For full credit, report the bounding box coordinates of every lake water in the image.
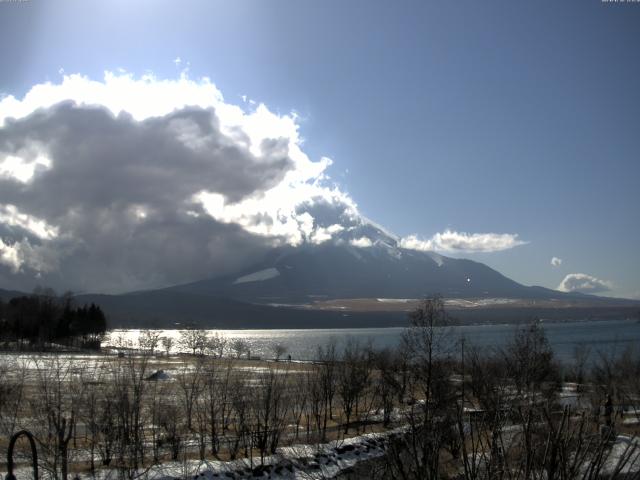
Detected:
[108,318,640,364]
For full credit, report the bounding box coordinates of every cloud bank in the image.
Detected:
[399,230,527,253]
[0,72,526,293]
[0,72,353,292]
[557,273,612,294]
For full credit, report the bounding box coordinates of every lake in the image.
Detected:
[108,318,640,364]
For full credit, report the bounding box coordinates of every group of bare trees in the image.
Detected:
[0,331,405,478]
[1,300,640,479]
[374,298,640,480]
[0,349,368,478]
[133,330,256,360]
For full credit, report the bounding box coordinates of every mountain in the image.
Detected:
[3,223,638,328]
[171,222,573,303]
[89,221,633,327]
[0,288,25,302]
[173,244,550,302]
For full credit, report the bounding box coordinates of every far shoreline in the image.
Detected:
[108,314,640,331]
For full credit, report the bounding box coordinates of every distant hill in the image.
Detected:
[0,288,28,302]
[74,290,409,329]
[74,289,638,329]
[3,286,637,329]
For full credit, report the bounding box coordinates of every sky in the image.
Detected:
[0,0,638,298]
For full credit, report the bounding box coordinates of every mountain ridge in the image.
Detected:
[168,241,583,304]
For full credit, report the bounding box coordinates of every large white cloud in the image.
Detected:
[0,72,354,292]
[557,273,613,294]
[0,71,526,292]
[350,236,373,248]
[0,238,20,272]
[399,230,527,253]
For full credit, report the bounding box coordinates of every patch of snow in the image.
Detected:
[373,239,402,260]
[71,429,401,480]
[233,267,280,285]
[360,215,400,243]
[346,246,364,261]
[428,252,445,267]
[376,298,416,303]
[444,298,519,308]
[601,435,640,475]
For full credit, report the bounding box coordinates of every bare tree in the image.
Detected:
[110,350,151,477]
[506,321,559,402]
[147,364,170,464]
[79,359,110,476]
[337,339,372,434]
[202,359,234,456]
[373,347,402,427]
[193,378,209,460]
[271,343,287,361]
[461,346,514,479]
[207,332,227,358]
[95,382,117,468]
[228,372,251,460]
[179,329,209,356]
[250,367,290,463]
[593,344,640,427]
[157,398,183,461]
[175,355,204,431]
[569,343,591,389]
[31,357,85,480]
[290,370,309,439]
[382,297,457,480]
[231,338,250,359]
[0,359,26,437]
[138,329,161,355]
[317,340,338,438]
[305,367,326,442]
[161,335,174,356]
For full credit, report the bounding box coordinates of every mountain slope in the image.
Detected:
[0,288,25,302]
[171,226,568,303]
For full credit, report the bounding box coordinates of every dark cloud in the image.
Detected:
[0,102,292,210]
[0,101,297,292]
[295,197,360,230]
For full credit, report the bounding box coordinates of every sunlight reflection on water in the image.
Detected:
[108,319,640,363]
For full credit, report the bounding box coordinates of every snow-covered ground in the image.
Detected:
[600,435,640,476]
[233,268,281,285]
[376,298,415,303]
[8,430,396,480]
[444,298,519,308]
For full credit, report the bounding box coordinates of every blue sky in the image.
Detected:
[0,0,638,297]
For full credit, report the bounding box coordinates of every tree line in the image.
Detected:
[0,288,107,350]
